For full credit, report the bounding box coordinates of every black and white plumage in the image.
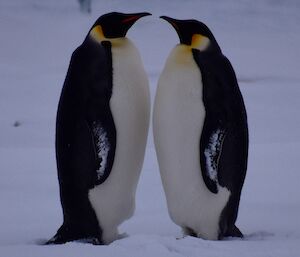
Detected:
[153,16,248,240]
[47,12,151,245]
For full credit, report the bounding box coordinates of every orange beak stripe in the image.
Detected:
[122,15,140,24]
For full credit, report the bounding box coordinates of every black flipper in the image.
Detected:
[90,119,116,186]
[51,119,105,244]
[193,49,248,239]
[200,122,226,194]
[49,39,116,244]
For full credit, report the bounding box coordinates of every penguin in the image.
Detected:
[153,16,248,240]
[47,12,151,245]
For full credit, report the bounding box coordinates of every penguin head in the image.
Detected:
[89,12,151,41]
[160,16,221,52]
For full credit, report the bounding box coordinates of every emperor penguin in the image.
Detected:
[47,12,151,245]
[153,16,248,240]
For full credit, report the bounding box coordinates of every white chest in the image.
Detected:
[89,38,150,244]
[153,45,230,240]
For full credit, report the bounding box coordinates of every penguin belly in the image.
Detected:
[89,38,150,244]
[153,45,230,240]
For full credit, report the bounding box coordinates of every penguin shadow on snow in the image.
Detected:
[243,231,275,241]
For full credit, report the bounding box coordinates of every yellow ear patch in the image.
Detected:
[191,34,210,50]
[90,25,105,42]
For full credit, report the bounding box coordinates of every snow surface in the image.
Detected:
[0,0,300,256]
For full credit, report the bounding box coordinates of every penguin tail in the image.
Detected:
[45,224,103,245]
[45,225,72,245]
[45,234,67,245]
[225,225,243,238]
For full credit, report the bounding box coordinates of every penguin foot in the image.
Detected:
[183,227,197,237]
[75,237,103,245]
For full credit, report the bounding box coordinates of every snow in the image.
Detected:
[1,0,300,256]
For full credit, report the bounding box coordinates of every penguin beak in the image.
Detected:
[160,16,190,45]
[160,16,181,31]
[122,12,152,24]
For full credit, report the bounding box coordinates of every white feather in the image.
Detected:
[204,129,225,182]
[153,45,230,240]
[92,124,110,180]
[89,38,150,244]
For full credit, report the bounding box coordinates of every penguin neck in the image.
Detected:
[166,44,195,68]
[89,25,129,47]
[109,37,130,48]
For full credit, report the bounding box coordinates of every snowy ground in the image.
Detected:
[1,0,300,256]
